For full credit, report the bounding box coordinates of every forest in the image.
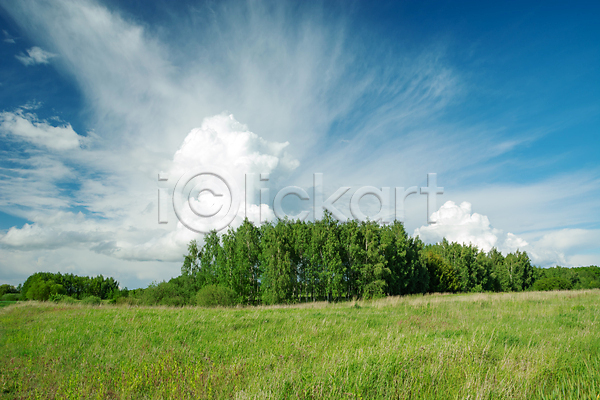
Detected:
[2,215,598,306]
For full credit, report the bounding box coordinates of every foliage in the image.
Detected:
[195,284,239,307]
[532,277,573,291]
[81,295,102,305]
[0,284,18,298]
[532,265,600,291]
[181,215,539,305]
[12,219,599,308]
[20,272,121,301]
[1,293,21,301]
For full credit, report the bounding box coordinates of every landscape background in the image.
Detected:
[0,0,599,290]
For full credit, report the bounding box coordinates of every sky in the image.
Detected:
[0,0,598,289]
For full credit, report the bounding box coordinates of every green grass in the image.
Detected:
[1,290,599,399]
[0,301,17,308]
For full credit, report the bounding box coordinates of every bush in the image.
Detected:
[58,295,78,304]
[1,293,21,301]
[159,296,186,307]
[532,277,573,291]
[81,295,102,305]
[49,293,63,303]
[116,296,140,306]
[49,294,79,304]
[196,285,239,307]
[362,280,386,300]
[26,279,66,301]
[0,284,18,297]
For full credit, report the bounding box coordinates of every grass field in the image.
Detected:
[1,290,599,399]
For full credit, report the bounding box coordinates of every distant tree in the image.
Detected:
[26,277,65,301]
[0,284,18,298]
[339,219,363,300]
[181,240,201,279]
[230,218,261,303]
[488,248,506,291]
[260,220,298,304]
[424,251,459,293]
[199,230,222,286]
[359,221,390,299]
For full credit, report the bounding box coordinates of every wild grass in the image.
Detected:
[1,290,599,399]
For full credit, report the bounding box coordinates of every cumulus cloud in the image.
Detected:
[1,0,598,289]
[15,46,56,65]
[0,113,298,265]
[414,201,600,267]
[414,201,501,252]
[169,114,298,182]
[0,110,83,150]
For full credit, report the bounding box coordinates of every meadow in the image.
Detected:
[1,290,599,399]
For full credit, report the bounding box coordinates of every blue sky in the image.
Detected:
[0,0,598,289]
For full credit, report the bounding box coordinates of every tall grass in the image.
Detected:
[1,290,599,399]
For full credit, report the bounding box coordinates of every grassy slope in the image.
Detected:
[1,290,599,400]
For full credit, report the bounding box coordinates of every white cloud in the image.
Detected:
[0,113,297,267]
[446,173,600,234]
[414,201,600,267]
[0,0,597,289]
[169,114,298,183]
[0,246,180,288]
[503,232,529,252]
[535,229,600,252]
[15,46,56,65]
[414,201,501,252]
[0,110,83,150]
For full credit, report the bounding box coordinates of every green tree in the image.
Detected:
[359,221,390,299]
[200,230,222,286]
[260,220,298,304]
[230,219,261,303]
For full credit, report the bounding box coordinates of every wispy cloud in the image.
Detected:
[0,109,83,150]
[15,46,56,65]
[2,29,15,43]
[0,0,597,288]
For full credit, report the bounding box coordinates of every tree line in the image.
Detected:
[137,215,599,306]
[177,216,536,305]
[2,216,599,306]
[16,272,120,302]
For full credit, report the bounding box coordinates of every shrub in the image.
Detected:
[0,284,18,297]
[116,296,140,306]
[49,294,79,304]
[81,295,102,305]
[59,296,78,304]
[1,293,20,301]
[159,296,186,307]
[49,293,64,303]
[196,285,239,307]
[362,280,386,300]
[532,277,573,291]
[26,279,66,301]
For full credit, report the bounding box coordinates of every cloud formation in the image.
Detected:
[0,0,598,288]
[414,200,600,267]
[15,46,56,65]
[2,29,15,44]
[0,114,296,266]
[414,201,501,252]
[0,110,83,150]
